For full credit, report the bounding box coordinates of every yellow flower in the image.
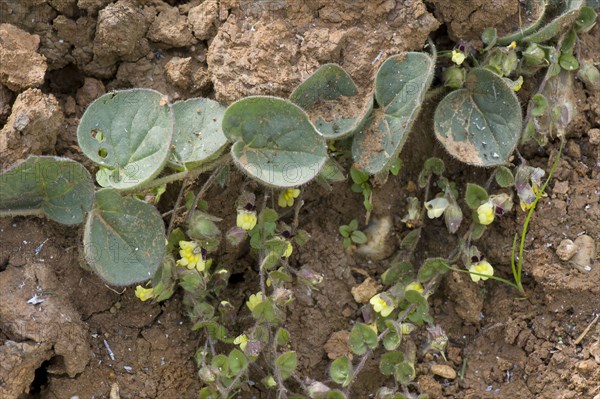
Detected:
[468,260,494,282]
[278,188,301,208]
[425,197,449,219]
[246,292,266,311]
[520,183,546,211]
[135,285,154,301]
[176,240,206,271]
[405,281,424,294]
[234,334,249,351]
[451,50,466,65]
[507,41,517,49]
[369,293,395,317]
[237,209,257,231]
[282,241,293,258]
[477,201,495,225]
[513,76,524,92]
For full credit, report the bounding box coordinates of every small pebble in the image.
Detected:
[572,235,596,272]
[556,239,578,261]
[588,128,600,145]
[431,364,457,380]
[576,359,595,373]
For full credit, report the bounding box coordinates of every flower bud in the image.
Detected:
[297,266,323,286]
[578,61,600,91]
[523,43,546,66]
[272,287,293,306]
[226,226,247,246]
[444,66,465,89]
[198,366,217,383]
[307,381,331,399]
[444,202,463,233]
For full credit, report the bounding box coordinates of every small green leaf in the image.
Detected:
[83,189,165,286]
[383,326,402,351]
[326,391,347,399]
[381,261,414,286]
[275,351,298,380]
[228,349,248,375]
[575,6,597,32]
[211,354,229,376]
[559,52,580,71]
[379,351,404,376]
[0,156,94,225]
[495,166,514,187]
[471,223,487,240]
[169,97,227,170]
[481,27,497,51]
[417,258,449,282]
[434,68,522,167]
[252,300,276,323]
[400,228,421,252]
[531,94,548,117]
[290,64,373,140]
[350,230,368,244]
[388,158,403,176]
[338,225,351,238]
[77,89,174,189]
[222,96,327,188]
[395,362,416,384]
[465,183,489,209]
[349,323,378,355]
[348,219,359,231]
[424,157,445,175]
[275,328,291,347]
[199,387,218,399]
[350,167,369,185]
[329,356,353,386]
[352,53,435,174]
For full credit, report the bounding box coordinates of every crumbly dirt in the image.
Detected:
[1,1,599,399]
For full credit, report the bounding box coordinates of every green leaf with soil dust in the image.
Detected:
[523,0,584,43]
[77,89,174,189]
[290,63,373,140]
[222,96,328,188]
[83,189,165,286]
[0,156,94,225]
[434,68,522,167]
[169,97,228,170]
[352,52,435,174]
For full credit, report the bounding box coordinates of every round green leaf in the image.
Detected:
[434,68,522,167]
[465,183,489,209]
[495,166,515,187]
[379,351,404,376]
[222,96,327,188]
[77,89,174,189]
[353,53,435,174]
[169,97,228,170]
[0,156,94,225]
[329,356,352,386]
[349,323,378,355]
[83,189,166,286]
[290,64,373,140]
[275,351,298,380]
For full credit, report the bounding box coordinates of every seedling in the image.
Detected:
[338,219,368,249]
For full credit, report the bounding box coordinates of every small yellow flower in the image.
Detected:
[246,292,266,312]
[468,260,494,282]
[451,50,466,65]
[282,241,293,258]
[135,285,154,301]
[278,188,301,208]
[425,197,449,219]
[234,334,249,351]
[477,201,495,225]
[405,281,424,294]
[176,240,206,271]
[507,41,517,49]
[369,293,395,317]
[520,183,547,211]
[237,209,257,231]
